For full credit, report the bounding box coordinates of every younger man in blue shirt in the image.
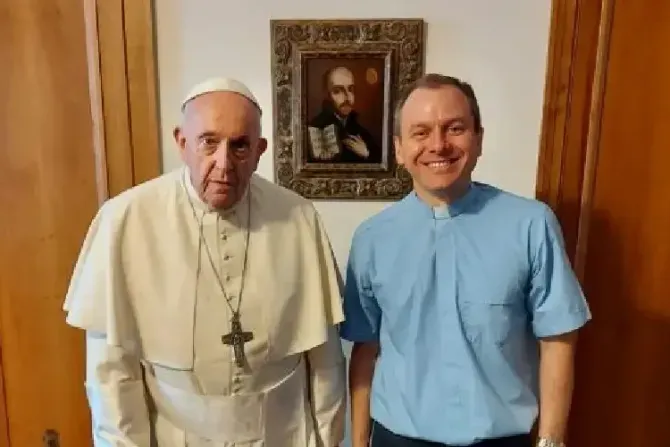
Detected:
[340,74,591,447]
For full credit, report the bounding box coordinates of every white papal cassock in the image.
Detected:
[63,167,346,446]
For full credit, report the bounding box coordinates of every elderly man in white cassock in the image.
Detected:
[63,77,347,446]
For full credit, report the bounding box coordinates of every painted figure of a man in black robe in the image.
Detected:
[307,66,382,164]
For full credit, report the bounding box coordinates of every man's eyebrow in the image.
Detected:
[195,132,252,143]
[409,122,431,131]
[409,117,468,130]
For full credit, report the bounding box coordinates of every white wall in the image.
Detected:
[155,0,551,271]
[154,1,551,441]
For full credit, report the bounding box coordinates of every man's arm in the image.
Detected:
[528,206,592,446]
[339,228,382,447]
[537,331,578,443]
[85,332,151,446]
[306,326,347,447]
[349,341,379,447]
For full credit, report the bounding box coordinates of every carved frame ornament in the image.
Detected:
[270,19,426,200]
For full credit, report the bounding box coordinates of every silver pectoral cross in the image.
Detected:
[221,312,253,367]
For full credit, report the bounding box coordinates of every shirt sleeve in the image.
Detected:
[64,202,151,445]
[528,205,592,338]
[339,229,382,342]
[306,326,347,446]
[85,332,151,446]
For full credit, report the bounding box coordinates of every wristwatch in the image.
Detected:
[537,438,565,447]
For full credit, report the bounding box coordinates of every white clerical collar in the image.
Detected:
[181,167,249,217]
[410,182,480,220]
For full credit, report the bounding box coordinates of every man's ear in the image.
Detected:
[174,126,188,161]
[394,136,405,165]
[174,126,186,150]
[251,138,268,172]
[257,137,268,156]
[476,127,484,157]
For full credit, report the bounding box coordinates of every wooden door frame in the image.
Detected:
[85,0,162,201]
[536,0,616,438]
[535,0,615,277]
[0,0,160,445]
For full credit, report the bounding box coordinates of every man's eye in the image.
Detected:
[230,139,250,151]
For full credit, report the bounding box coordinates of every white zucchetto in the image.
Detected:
[181,77,262,114]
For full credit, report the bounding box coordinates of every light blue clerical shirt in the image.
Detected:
[339,182,591,445]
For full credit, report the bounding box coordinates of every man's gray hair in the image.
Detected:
[393,73,482,137]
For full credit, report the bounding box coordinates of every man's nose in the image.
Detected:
[213,143,231,170]
[427,130,448,152]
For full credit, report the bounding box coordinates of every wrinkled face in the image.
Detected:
[394,85,483,204]
[174,91,267,209]
[327,67,355,117]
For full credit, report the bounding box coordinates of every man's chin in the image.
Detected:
[205,192,236,210]
[421,175,461,191]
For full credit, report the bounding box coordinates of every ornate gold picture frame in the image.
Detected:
[270,19,426,200]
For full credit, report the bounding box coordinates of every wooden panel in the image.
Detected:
[0,361,7,447]
[96,0,136,197]
[92,0,161,197]
[0,0,160,444]
[568,0,670,443]
[538,0,670,443]
[124,0,162,185]
[535,0,603,261]
[0,1,99,445]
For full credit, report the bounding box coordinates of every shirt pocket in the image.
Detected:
[458,295,524,346]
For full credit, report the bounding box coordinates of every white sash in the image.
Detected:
[142,356,308,443]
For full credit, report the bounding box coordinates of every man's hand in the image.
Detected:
[343,135,369,158]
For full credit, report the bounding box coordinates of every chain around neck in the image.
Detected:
[182,174,252,318]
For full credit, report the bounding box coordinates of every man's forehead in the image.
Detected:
[183,92,260,132]
[330,68,354,85]
[402,86,471,122]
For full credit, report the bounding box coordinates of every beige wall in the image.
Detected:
[154,0,552,273]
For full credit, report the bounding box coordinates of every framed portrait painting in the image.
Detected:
[270,19,426,200]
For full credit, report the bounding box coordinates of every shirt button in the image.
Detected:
[220,233,228,241]
[223,254,230,260]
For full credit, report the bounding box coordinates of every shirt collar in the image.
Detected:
[409,182,481,220]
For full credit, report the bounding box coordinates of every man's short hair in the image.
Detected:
[393,73,482,136]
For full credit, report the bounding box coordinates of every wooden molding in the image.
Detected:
[535,0,605,261]
[0,346,8,447]
[573,0,616,280]
[535,0,578,207]
[84,0,161,201]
